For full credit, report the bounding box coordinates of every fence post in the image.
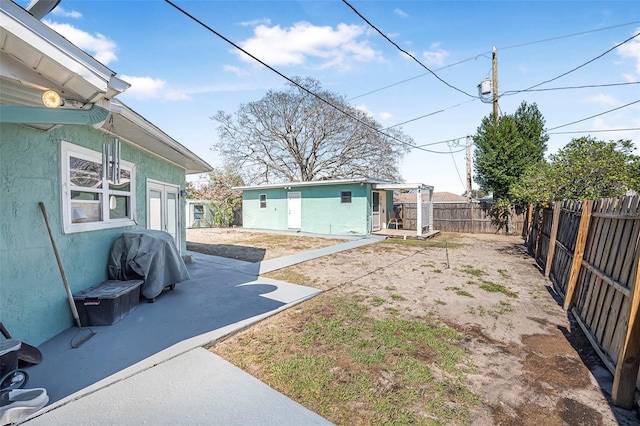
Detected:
[544,201,562,278]
[612,248,640,409]
[522,204,531,240]
[563,200,593,311]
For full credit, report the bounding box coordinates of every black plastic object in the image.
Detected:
[0,324,42,366]
[0,340,20,378]
[0,370,28,391]
[73,280,143,326]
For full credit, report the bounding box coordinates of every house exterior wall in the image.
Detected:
[0,123,186,345]
[242,183,374,235]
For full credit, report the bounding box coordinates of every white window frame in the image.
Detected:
[60,141,137,233]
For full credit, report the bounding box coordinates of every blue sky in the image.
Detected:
[22,0,640,193]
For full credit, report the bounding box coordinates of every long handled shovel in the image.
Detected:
[39,202,95,348]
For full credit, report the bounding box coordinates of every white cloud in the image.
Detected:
[616,28,640,76]
[354,104,373,117]
[119,75,189,101]
[51,6,82,19]
[584,93,620,106]
[236,21,381,70]
[238,18,272,27]
[422,42,450,66]
[43,20,117,65]
[394,8,408,18]
[354,104,393,121]
[223,64,251,77]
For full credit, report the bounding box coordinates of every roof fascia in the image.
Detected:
[234,178,388,191]
[108,99,212,174]
[1,1,118,93]
[373,183,433,191]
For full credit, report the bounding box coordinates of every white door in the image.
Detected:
[287,191,302,229]
[372,191,381,231]
[147,180,180,247]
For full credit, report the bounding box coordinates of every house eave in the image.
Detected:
[105,99,213,175]
[234,178,393,191]
[0,1,127,104]
[373,183,434,191]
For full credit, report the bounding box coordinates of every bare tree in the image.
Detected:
[212,77,411,184]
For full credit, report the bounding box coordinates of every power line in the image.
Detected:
[165,0,459,156]
[502,81,639,95]
[347,56,484,101]
[414,136,469,149]
[503,32,640,96]
[348,21,640,102]
[547,100,640,131]
[448,142,467,188]
[548,127,640,135]
[497,20,640,51]
[386,99,478,129]
[342,0,478,99]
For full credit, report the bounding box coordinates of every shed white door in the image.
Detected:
[372,191,381,231]
[288,191,302,229]
[147,180,180,247]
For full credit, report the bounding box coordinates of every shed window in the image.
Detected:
[259,194,267,209]
[193,204,204,220]
[341,191,352,203]
[61,141,136,233]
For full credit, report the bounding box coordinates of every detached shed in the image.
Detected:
[235,179,434,236]
[186,200,215,228]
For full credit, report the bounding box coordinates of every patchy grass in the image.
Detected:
[497,269,510,278]
[371,296,386,306]
[211,295,478,425]
[445,286,475,298]
[477,280,518,298]
[457,264,486,277]
[380,237,463,249]
[265,269,314,285]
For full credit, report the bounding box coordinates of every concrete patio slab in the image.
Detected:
[26,348,331,426]
[19,234,384,425]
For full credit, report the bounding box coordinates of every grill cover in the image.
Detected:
[108,230,190,299]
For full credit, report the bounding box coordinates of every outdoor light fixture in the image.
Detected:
[42,90,62,108]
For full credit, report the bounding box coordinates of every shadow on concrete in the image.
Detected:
[186,242,266,263]
[24,261,290,404]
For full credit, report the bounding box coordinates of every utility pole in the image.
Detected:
[466,135,472,202]
[466,135,474,233]
[492,46,498,124]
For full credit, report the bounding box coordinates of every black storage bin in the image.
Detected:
[73,280,143,326]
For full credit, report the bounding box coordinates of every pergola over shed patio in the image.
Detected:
[373,183,434,237]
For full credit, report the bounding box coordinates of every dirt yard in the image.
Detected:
[187,228,639,425]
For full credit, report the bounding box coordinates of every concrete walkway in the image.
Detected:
[21,235,385,425]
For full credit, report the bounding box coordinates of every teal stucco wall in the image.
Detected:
[0,123,186,345]
[242,183,391,236]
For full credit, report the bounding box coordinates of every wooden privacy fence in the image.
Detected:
[397,202,434,232]
[524,195,640,409]
[404,202,525,234]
